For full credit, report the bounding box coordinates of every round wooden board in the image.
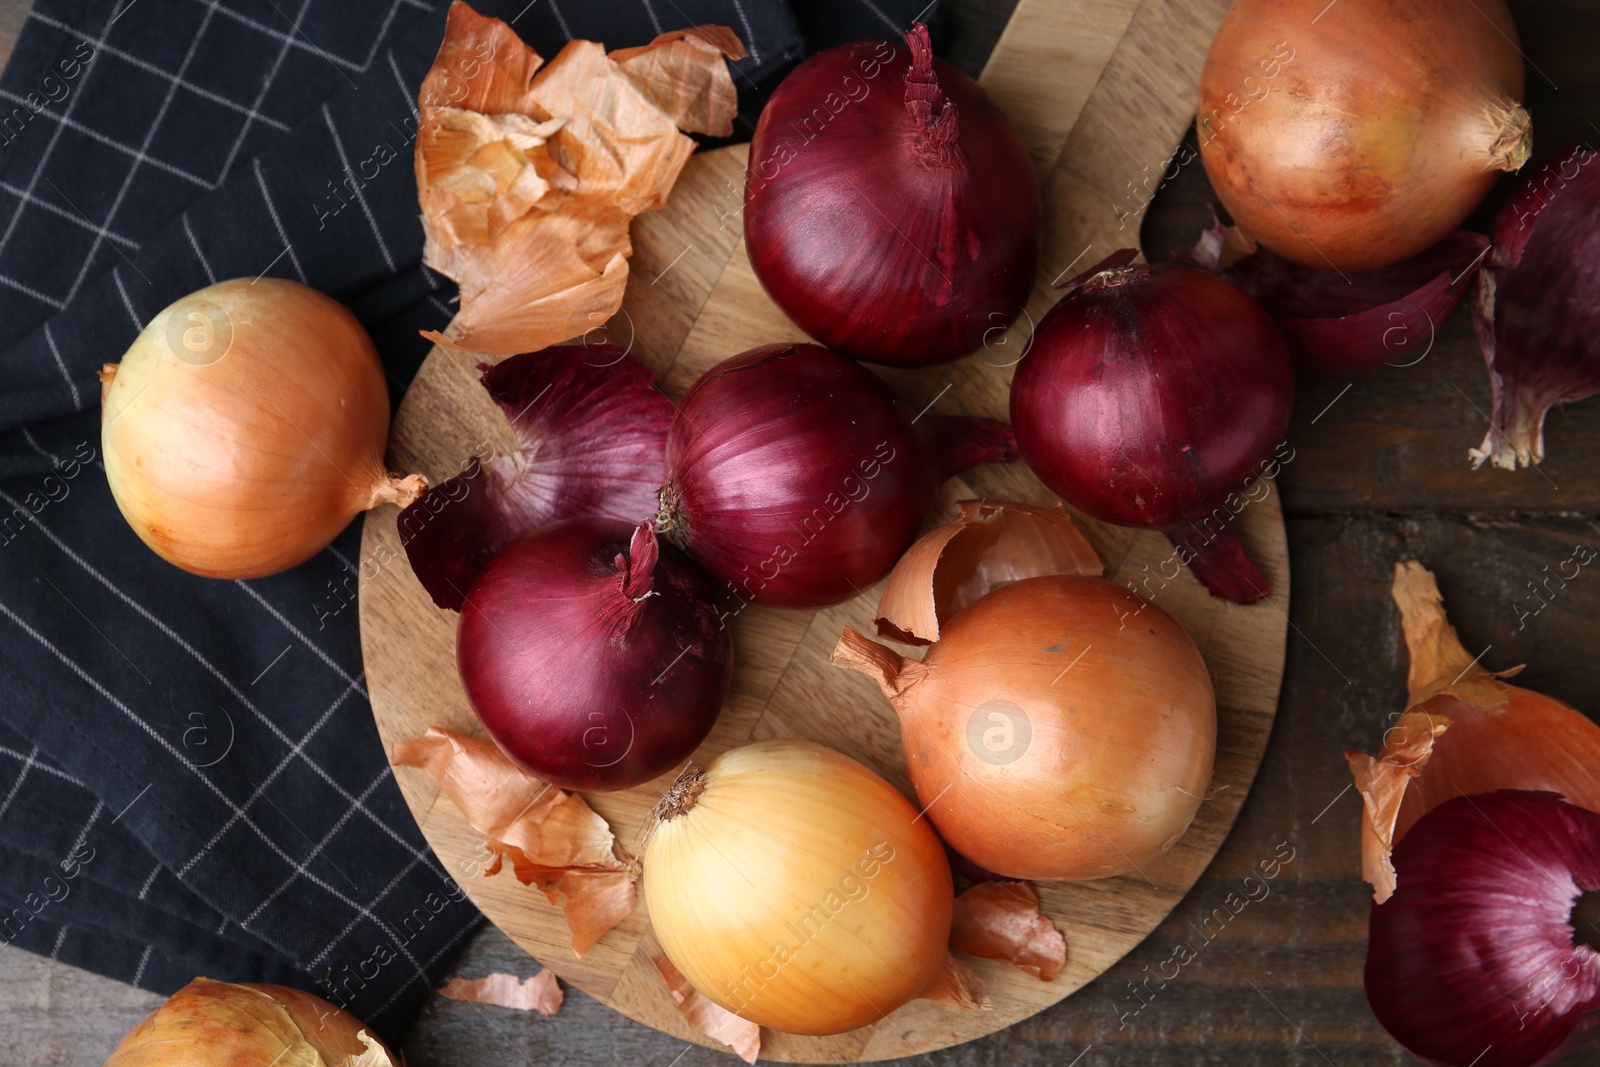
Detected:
[361,0,1282,1057]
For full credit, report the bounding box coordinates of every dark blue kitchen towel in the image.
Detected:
[0,0,941,1045]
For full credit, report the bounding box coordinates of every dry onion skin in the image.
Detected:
[875,499,1103,646]
[102,279,423,579]
[836,576,1216,881]
[392,727,636,955]
[416,3,744,354]
[103,977,394,1066]
[950,880,1067,981]
[1347,562,1600,902]
[653,954,761,1063]
[641,739,955,1036]
[1196,0,1529,270]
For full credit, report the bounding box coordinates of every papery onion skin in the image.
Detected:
[102,279,422,579]
[1470,145,1600,470]
[400,344,674,610]
[1009,256,1292,603]
[743,24,1041,367]
[1197,0,1529,271]
[1190,223,1492,374]
[1366,791,1600,1067]
[457,518,730,792]
[642,739,954,1035]
[660,343,1017,609]
[104,977,393,1066]
[835,576,1216,881]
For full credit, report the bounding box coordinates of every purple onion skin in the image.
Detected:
[744,26,1041,368]
[1471,145,1600,469]
[1009,257,1294,603]
[457,519,731,792]
[1218,231,1490,374]
[663,343,1016,610]
[1367,791,1600,1067]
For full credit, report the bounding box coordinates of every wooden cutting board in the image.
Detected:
[358,0,1284,1059]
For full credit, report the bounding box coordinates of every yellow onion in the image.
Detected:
[1197,0,1529,270]
[103,977,394,1066]
[641,739,954,1036]
[102,279,424,579]
[834,576,1216,881]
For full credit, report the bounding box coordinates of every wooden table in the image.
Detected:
[6,0,1600,1063]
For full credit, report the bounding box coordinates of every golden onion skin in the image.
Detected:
[102,278,415,579]
[642,739,953,1036]
[842,576,1216,881]
[103,977,390,1066]
[1196,0,1528,270]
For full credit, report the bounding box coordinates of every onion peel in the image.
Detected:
[416,3,744,355]
[438,972,563,1014]
[875,499,1103,646]
[950,881,1066,981]
[1186,217,1491,374]
[398,344,674,611]
[916,953,991,1011]
[652,954,760,1063]
[1346,562,1600,903]
[393,727,636,955]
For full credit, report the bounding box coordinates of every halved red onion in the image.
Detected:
[1187,219,1490,374]
[400,344,674,610]
[1366,790,1600,1067]
[658,343,1017,609]
[1470,145,1600,469]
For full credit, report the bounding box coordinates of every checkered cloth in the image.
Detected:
[0,0,941,1045]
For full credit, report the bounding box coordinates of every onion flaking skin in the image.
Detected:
[1187,219,1492,374]
[874,498,1103,645]
[399,343,674,611]
[1470,145,1600,470]
[1346,562,1600,902]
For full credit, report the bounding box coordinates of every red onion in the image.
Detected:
[457,518,731,792]
[401,344,674,610]
[743,24,1041,367]
[1367,790,1600,1067]
[1188,220,1490,374]
[657,343,1017,609]
[1009,251,1294,603]
[1470,145,1600,469]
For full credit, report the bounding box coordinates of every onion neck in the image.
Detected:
[1573,890,1600,953]
[655,765,706,823]
[1161,520,1270,604]
[903,23,959,167]
[366,472,428,510]
[921,414,1019,481]
[1486,100,1533,173]
[655,482,687,549]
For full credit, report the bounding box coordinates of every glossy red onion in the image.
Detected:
[658,343,1017,609]
[457,518,731,792]
[1009,251,1294,603]
[1470,145,1600,470]
[743,24,1041,367]
[1367,790,1600,1067]
[1188,220,1490,374]
[401,344,673,610]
